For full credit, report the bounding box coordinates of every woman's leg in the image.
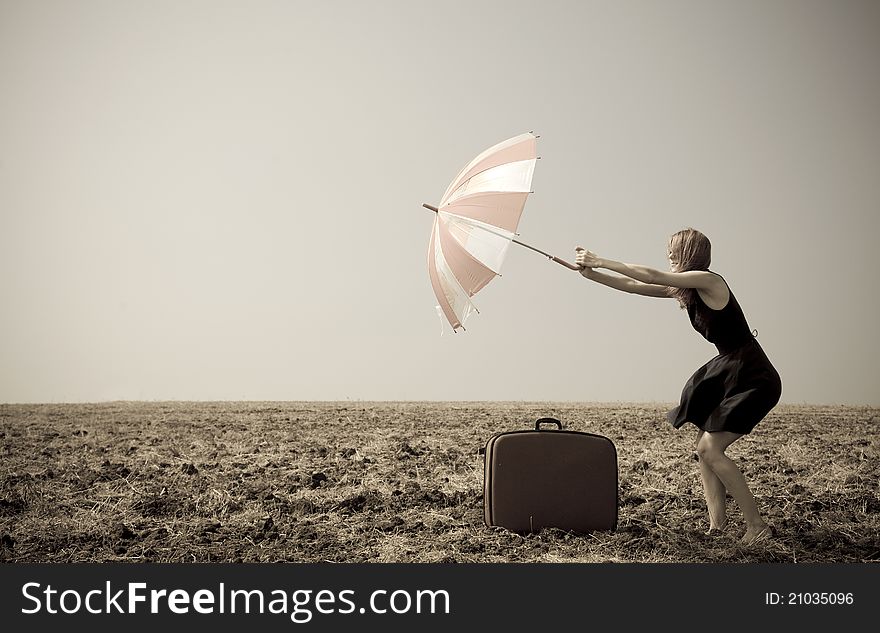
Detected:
[695,430,770,544]
[695,430,727,532]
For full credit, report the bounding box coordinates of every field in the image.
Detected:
[1,401,878,563]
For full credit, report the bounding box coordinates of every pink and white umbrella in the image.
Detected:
[423,132,579,332]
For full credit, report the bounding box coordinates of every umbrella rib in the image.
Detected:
[434,221,481,315]
[439,218,504,278]
[441,134,537,202]
[440,211,515,241]
[425,203,579,270]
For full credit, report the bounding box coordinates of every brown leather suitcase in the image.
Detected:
[482,417,618,533]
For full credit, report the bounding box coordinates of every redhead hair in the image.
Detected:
[668,228,711,308]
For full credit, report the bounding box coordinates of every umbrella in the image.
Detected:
[423,132,579,332]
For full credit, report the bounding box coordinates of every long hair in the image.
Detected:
[668,228,711,308]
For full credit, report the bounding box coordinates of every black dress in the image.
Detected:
[667,273,782,435]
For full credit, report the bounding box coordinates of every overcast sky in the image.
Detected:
[2,0,878,405]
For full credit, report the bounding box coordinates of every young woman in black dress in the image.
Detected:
[575,228,782,545]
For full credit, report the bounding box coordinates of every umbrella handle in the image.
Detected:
[511,238,582,271]
[550,256,582,271]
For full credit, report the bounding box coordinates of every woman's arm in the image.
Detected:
[580,267,672,298]
[576,248,719,291]
[603,259,715,289]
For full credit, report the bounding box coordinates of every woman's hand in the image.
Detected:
[575,247,594,279]
[575,247,603,272]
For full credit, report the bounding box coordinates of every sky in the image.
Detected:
[1,0,878,405]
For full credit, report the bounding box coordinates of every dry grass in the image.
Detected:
[1,401,878,563]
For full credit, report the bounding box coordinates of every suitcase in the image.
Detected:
[482,417,618,533]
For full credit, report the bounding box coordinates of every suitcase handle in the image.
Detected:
[535,417,563,430]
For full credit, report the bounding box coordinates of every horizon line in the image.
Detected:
[2,399,878,409]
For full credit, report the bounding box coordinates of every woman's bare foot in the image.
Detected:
[741,522,772,545]
[706,520,727,536]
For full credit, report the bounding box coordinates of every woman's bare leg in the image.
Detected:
[695,430,727,533]
[695,430,770,544]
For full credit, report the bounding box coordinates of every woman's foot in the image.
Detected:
[706,520,727,536]
[741,522,772,545]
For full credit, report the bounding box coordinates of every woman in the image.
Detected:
[575,228,782,545]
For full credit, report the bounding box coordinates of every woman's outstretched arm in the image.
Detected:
[576,248,721,291]
[580,267,673,298]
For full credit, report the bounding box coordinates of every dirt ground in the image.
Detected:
[1,401,878,563]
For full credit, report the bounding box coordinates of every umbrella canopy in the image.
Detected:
[423,132,578,332]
